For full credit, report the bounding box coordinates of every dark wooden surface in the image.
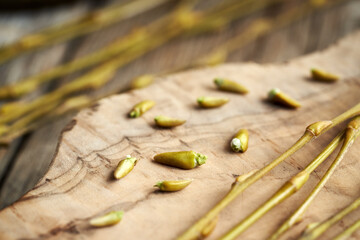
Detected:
[0,0,359,210]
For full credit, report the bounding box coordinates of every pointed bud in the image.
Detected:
[90,211,123,227]
[311,68,339,82]
[130,74,155,89]
[114,155,137,179]
[231,129,249,153]
[197,96,229,108]
[214,78,249,94]
[268,88,301,109]
[154,180,192,192]
[154,151,207,169]
[129,100,155,118]
[154,115,186,128]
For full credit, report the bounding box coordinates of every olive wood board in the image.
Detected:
[1,31,360,240]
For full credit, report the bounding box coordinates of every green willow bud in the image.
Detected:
[154,151,207,169]
[130,74,155,89]
[90,211,123,227]
[197,96,229,108]
[311,68,339,82]
[154,115,186,128]
[129,100,155,118]
[214,78,249,94]
[268,88,301,109]
[114,155,137,179]
[155,180,192,192]
[231,129,249,153]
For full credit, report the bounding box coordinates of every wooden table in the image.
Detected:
[0,0,359,212]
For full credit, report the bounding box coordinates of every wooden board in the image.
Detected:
[0,31,360,240]
[1,0,360,212]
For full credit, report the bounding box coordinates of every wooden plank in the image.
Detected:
[0,0,360,212]
[0,30,359,240]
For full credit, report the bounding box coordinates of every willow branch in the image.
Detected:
[333,219,360,240]
[132,0,343,89]
[177,103,360,240]
[0,0,168,65]
[300,197,360,240]
[0,95,94,145]
[0,27,180,126]
[0,0,282,126]
[270,118,360,239]
[186,0,282,36]
[0,0,200,136]
[0,0,201,124]
[219,116,360,240]
[199,0,346,66]
[0,0,181,99]
[0,0,272,99]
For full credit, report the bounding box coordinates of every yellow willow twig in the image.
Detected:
[0,0,169,65]
[0,0,275,139]
[186,0,283,36]
[333,219,360,240]
[0,0,199,125]
[0,0,236,137]
[0,0,326,136]
[0,28,150,99]
[131,0,341,89]
[219,116,360,240]
[270,120,360,239]
[0,0,273,99]
[0,46,148,123]
[0,0,183,100]
[0,95,94,145]
[195,0,325,67]
[0,34,174,126]
[191,0,346,69]
[177,102,360,240]
[300,197,360,240]
[0,0,280,124]
[130,17,274,89]
[0,101,59,140]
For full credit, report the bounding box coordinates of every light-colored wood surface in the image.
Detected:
[1,0,360,210]
[0,31,359,240]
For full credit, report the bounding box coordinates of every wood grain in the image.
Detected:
[0,31,359,240]
[1,0,360,209]
[1,1,360,210]
[0,0,174,208]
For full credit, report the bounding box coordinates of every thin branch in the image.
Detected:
[333,219,360,240]
[219,116,360,240]
[270,118,360,239]
[300,197,360,240]
[0,0,275,99]
[0,0,169,65]
[0,95,93,145]
[132,0,344,88]
[177,103,360,240]
[0,0,283,128]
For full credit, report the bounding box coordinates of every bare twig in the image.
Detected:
[333,219,360,240]
[270,118,360,240]
[300,197,360,240]
[0,0,277,99]
[177,102,360,240]
[132,0,342,88]
[0,0,169,65]
[219,116,360,240]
